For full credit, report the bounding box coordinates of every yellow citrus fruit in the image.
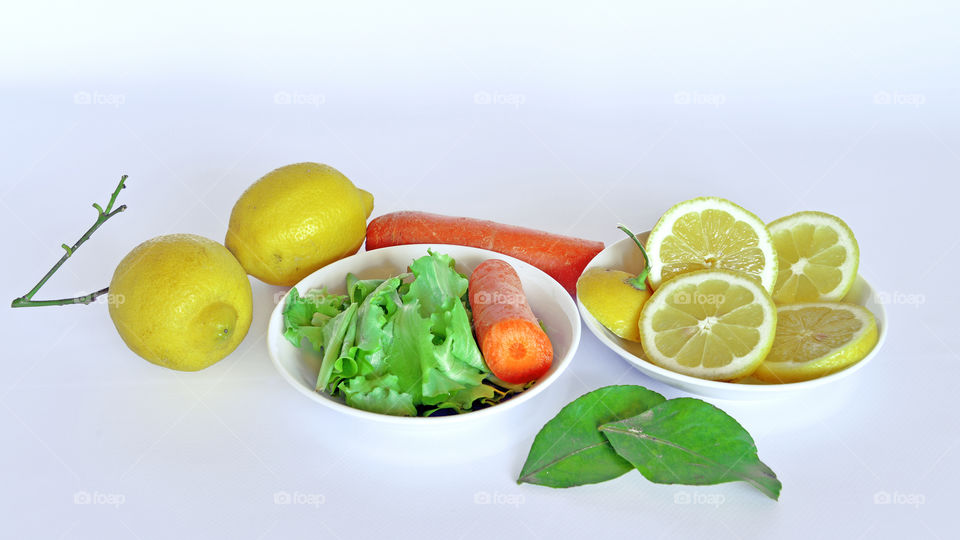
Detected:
[577,268,651,342]
[768,211,859,304]
[638,269,777,381]
[645,197,778,293]
[108,234,253,371]
[754,302,877,383]
[225,162,374,286]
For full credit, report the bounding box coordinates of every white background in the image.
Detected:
[1,1,956,538]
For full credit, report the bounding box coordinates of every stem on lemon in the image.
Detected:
[10,175,128,308]
[617,224,651,290]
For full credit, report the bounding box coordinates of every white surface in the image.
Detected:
[579,236,888,399]
[1,1,956,539]
[268,243,580,425]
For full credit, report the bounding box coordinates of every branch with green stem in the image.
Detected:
[10,175,128,308]
[617,224,651,290]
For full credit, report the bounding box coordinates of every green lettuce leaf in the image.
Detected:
[315,303,358,392]
[346,273,386,305]
[328,275,407,392]
[282,287,347,349]
[378,301,430,404]
[400,252,489,409]
[339,373,417,417]
[404,250,469,315]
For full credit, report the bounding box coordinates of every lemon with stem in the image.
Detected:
[577,225,652,342]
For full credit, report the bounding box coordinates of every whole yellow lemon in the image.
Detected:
[225,162,374,286]
[108,234,253,371]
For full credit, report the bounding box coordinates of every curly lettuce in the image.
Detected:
[282,252,525,417]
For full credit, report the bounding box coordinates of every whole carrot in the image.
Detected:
[365,211,603,294]
[469,259,553,384]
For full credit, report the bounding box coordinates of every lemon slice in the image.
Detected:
[645,197,778,293]
[638,269,777,381]
[754,302,877,383]
[768,211,859,304]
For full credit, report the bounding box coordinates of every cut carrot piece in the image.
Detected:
[469,259,554,384]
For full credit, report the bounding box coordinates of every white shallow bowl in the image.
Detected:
[578,235,888,400]
[268,244,581,424]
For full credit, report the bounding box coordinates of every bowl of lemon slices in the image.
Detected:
[576,197,886,400]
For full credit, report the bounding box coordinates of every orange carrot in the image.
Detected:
[365,211,603,295]
[469,259,553,384]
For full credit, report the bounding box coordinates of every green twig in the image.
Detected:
[10,175,128,308]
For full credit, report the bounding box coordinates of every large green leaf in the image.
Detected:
[517,385,666,487]
[599,398,782,500]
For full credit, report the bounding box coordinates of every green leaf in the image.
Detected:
[297,326,326,352]
[422,384,496,415]
[282,287,309,345]
[402,252,489,408]
[352,275,407,373]
[340,374,417,416]
[381,301,429,394]
[346,386,417,416]
[315,303,358,392]
[426,297,486,372]
[346,273,386,304]
[282,287,347,348]
[599,398,782,500]
[403,250,469,316]
[418,304,488,405]
[517,385,666,487]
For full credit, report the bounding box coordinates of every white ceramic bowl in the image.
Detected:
[578,234,888,400]
[267,244,581,423]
